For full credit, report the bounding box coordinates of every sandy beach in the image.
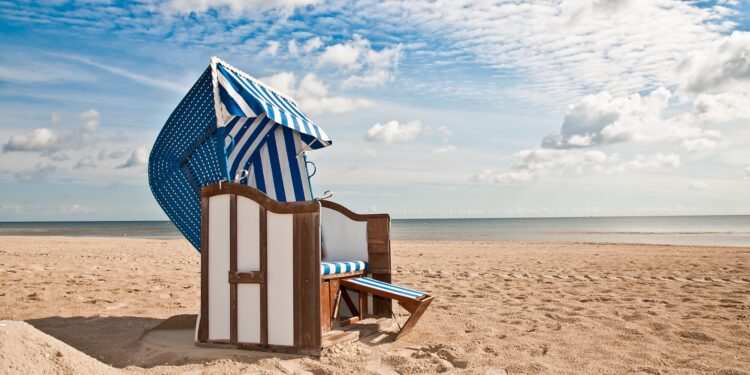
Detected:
[1,236,748,374]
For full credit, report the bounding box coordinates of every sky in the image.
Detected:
[0,0,749,221]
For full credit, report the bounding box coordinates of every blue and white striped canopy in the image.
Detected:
[215,62,330,147]
[148,57,332,251]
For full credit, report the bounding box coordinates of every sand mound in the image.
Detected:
[0,320,119,375]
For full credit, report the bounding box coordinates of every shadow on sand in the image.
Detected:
[26,314,295,368]
[26,314,396,368]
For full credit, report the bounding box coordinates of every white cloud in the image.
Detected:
[343,45,402,89]
[261,71,296,94]
[495,170,535,184]
[434,126,452,142]
[349,0,735,105]
[471,169,495,183]
[80,108,100,132]
[691,91,750,123]
[287,39,299,55]
[287,37,321,56]
[745,166,750,179]
[3,128,58,152]
[264,41,280,56]
[3,109,101,153]
[681,137,725,153]
[74,156,97,169]
[510,148,616,176]
[98,148,128,160]
[117,147,148,169]
[475,149,680,184]
[318,39,364,68]
[260,72,373,116]
[317,35,402,88]
[606,153,681,174]
[471,168,535,184]
[303,37,322,53]
[48,152,69,161]
[670,31,750,125]
[541,87,724,151]
[676,31,750,95]
[432,145,456,154]
[361,149,377,157]
[50,112,61,125]
[366,120,423,143]
[13,162,57,182]
[66,55,184,92]
[160,0,317,15]
[59,203,93,214]
[689,181,709,190]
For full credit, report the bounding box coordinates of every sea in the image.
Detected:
[0,215,749,247]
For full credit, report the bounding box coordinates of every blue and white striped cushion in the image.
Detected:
[321,261,368,275]
[346,277,425,299]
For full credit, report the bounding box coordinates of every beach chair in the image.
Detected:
[148,57,433,355]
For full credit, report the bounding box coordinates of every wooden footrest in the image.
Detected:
[340,277,434,340]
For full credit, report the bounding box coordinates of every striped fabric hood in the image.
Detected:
[148,57,332,251]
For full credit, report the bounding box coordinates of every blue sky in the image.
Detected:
[1,0,749,221]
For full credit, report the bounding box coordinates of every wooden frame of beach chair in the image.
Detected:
[197,182,431,355]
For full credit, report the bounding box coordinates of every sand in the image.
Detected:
[0,236,748,374]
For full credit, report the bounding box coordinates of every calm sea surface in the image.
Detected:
[0,215,748,247]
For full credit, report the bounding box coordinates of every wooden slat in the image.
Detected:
[198,194,209,342]
[322,329,359,349]
[395,297,434,340]
[367,253,390,272]
[367,217,389,240]
[337,316,360,326]
[202,184,318,214]
[228,271,264,283]
[366,216,391,317]
[367,268,392,274]
[292,212,321,350]
[234,342,321,357]
[230,194,237,344]
[368,242,389,253]
[321,270,365,280]
[398,299,419,314]
[259,206,268,346]
[292,216,303,347]
[320,281,331,331]
[340,279,424,304]
[331,281,341,320]
[320,200,389,220]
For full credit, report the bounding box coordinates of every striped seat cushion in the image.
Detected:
[321,261,368,276]
[346,277,425,299]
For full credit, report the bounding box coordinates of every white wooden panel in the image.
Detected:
[266,212,294,346]
[320,207,368,262]
[237,284,261,343]
[208,194,230,341]
[237,197,260,272]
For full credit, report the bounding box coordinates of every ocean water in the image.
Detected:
[0,215,748,247]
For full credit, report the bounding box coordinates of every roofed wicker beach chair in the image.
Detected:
[148,57,433,355]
